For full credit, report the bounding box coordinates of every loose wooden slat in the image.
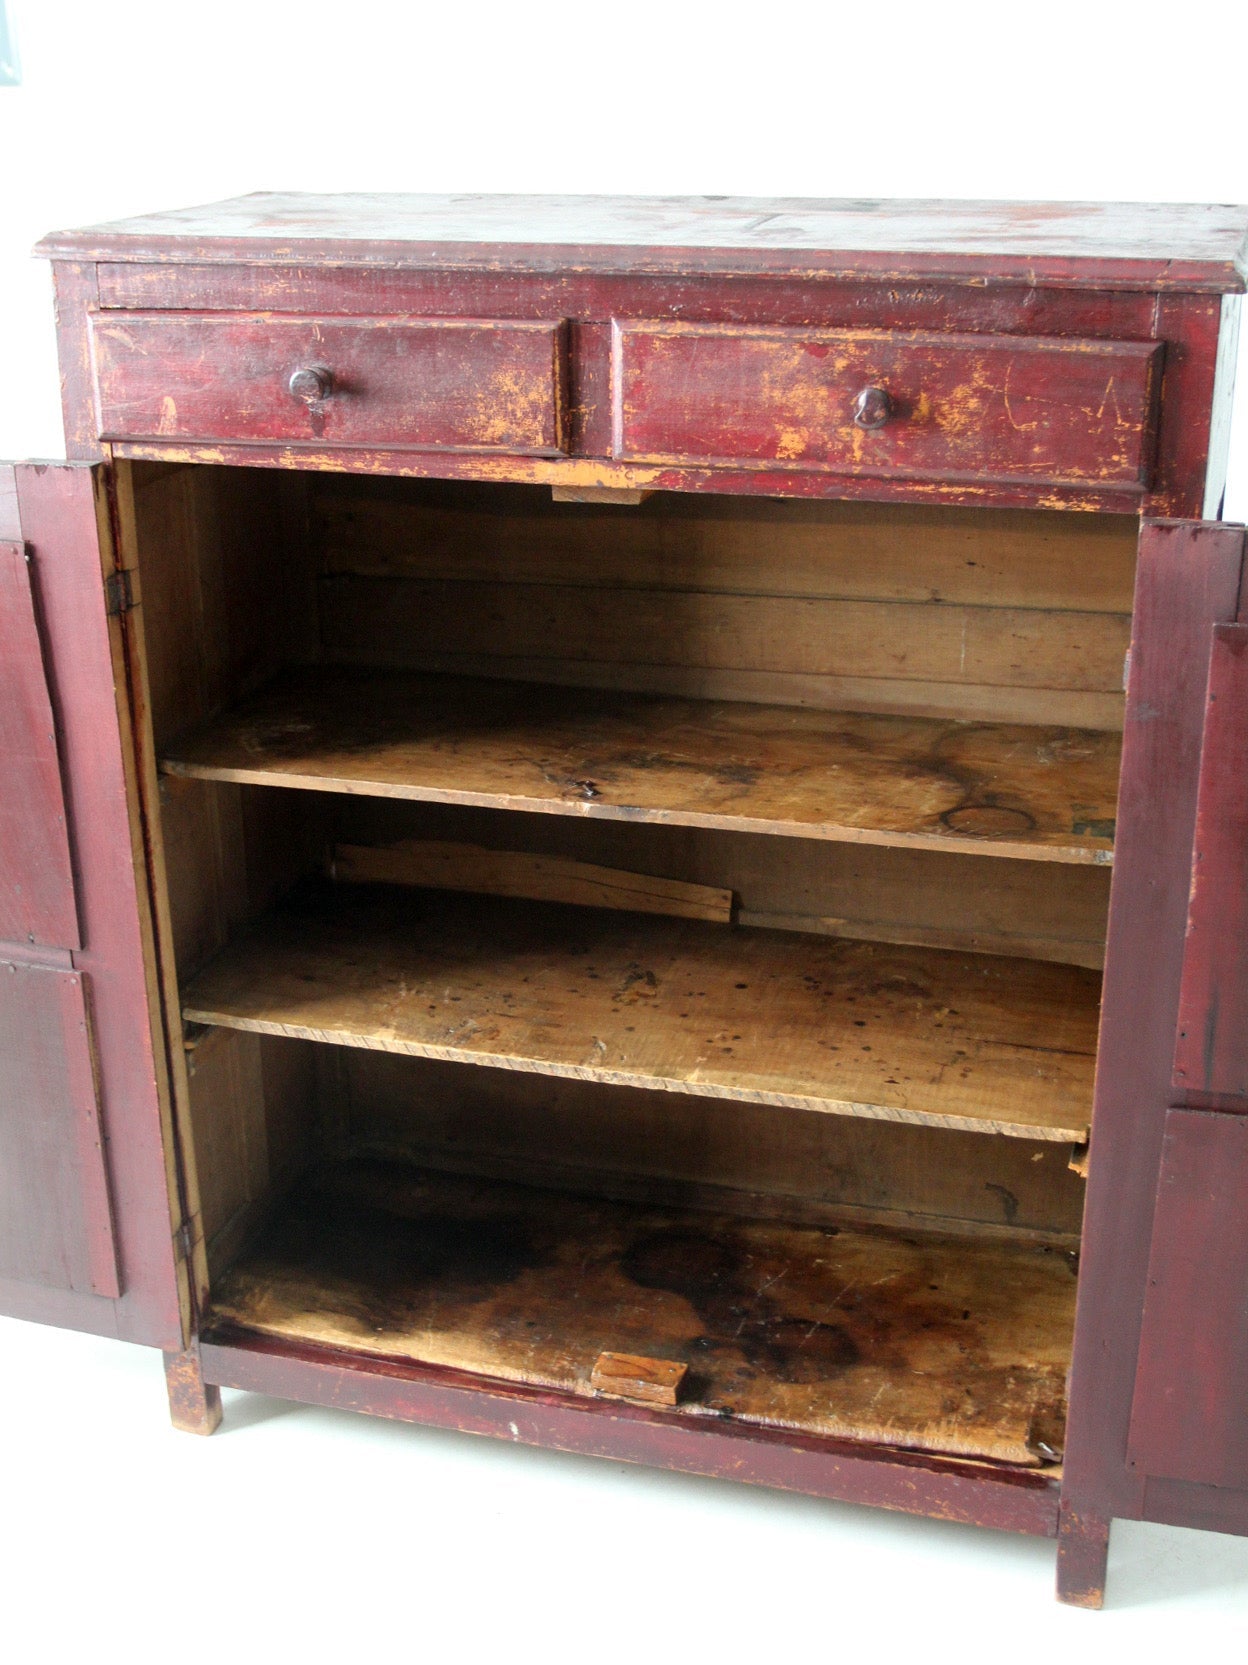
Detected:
[207,1160,1078,1467]
[163,667,1120,866]
[182,885,1099,1142]
[591,1352,688,1405]
[333,840,733,923]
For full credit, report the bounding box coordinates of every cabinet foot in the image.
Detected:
[163,1346,223,1436]
[1055,1504,1110,1608]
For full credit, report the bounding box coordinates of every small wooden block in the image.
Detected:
[550,486,652,505]
[590,1351,688,1406]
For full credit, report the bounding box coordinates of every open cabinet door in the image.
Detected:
[1059,519,1248,1603]
[0,462,183,1349]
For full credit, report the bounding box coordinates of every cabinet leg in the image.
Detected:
[1056,1504,1110,1608]
[163,1346,223,1436]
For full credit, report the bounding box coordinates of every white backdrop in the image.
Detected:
[1,0,1247,1652]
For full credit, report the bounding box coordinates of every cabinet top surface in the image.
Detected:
[36,192,1248,291]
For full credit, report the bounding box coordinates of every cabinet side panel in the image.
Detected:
[1127,1109,1248,1489]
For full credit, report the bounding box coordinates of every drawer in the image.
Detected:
[88,312,570,454]
[612,321,1164,490]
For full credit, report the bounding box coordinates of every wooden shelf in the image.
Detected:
[161,666,1120,865]
[182,884,1099,1142]
[206,1160,1076,1467]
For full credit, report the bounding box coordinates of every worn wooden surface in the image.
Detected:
[1060,523,1246,1541]
[0,961,119,1295]
[208,1161,1077,1466]
[591,1351,687,1406]
[333,840,734,922]
[183,883,1098,1142]
[1127,1109,1248,1490]
[90,314,569,455]
[36,193,1248,291]
[163,662,1124,859]
[164,668,1121,864]
[0,540,81,947]
[163,1344,222,1435]
[614,323,1162,489]
[1173,624,1248,1098]
[202,1328,1060,1533]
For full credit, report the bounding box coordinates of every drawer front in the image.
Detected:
[612,322,1164,490]
[89,312,569,454]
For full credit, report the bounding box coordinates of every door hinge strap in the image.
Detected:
[104,568,138,616]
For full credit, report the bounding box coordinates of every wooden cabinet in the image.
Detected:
[4,194,1248,1605]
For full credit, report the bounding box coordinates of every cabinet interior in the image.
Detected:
[124,460,1137,1471]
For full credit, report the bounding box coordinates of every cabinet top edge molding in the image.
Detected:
[34,192,1248,292]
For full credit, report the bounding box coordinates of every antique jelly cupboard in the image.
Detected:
[4,195,1248,1607]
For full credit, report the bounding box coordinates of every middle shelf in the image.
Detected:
[182,883,1099,1144]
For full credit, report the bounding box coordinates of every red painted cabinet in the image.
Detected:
[4,194,1248,1607]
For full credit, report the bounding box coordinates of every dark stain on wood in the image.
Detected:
[207,1160,1075,1467]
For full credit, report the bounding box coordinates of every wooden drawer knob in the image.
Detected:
[288,364,334,405]
[851,386,892,430]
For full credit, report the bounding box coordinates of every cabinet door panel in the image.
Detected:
[1128,1108,1248,1489]
[0,462,182,1349]
[0,540,80,947]
[0,961,119,1295]
[1173,622,1248,1098]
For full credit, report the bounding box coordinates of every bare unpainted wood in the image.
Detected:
[333,1052,1089,1241]
[183,884,1099,1142]
[336,799,1112,970]
[333,839,733,922]
[549,486,653,505]
[208,1161,1077,1467]
[591,1351,687,1405]
[312,478,1139,614]
[323,576,1131,713]
[163,667,1120,866]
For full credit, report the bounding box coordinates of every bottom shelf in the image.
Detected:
[207,1160,1076,1469]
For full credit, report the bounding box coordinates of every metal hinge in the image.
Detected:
[175,1217,196,1263]
[103,568,137,616]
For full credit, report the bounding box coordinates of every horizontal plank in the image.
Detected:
[182,884,1099,1142]
[312,479,1140,614]
[207,1159,1077,1467]
[333,840,733,922]
[162,668,1120,865]
[323,575,1132,694]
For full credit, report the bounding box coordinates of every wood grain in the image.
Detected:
[182,884,1099,1142]
[591,1351,687,1405]
[333,840,734,923]
[312,477,1140,614]
[162,667,1121,865]
[207,1160,1077,1466]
